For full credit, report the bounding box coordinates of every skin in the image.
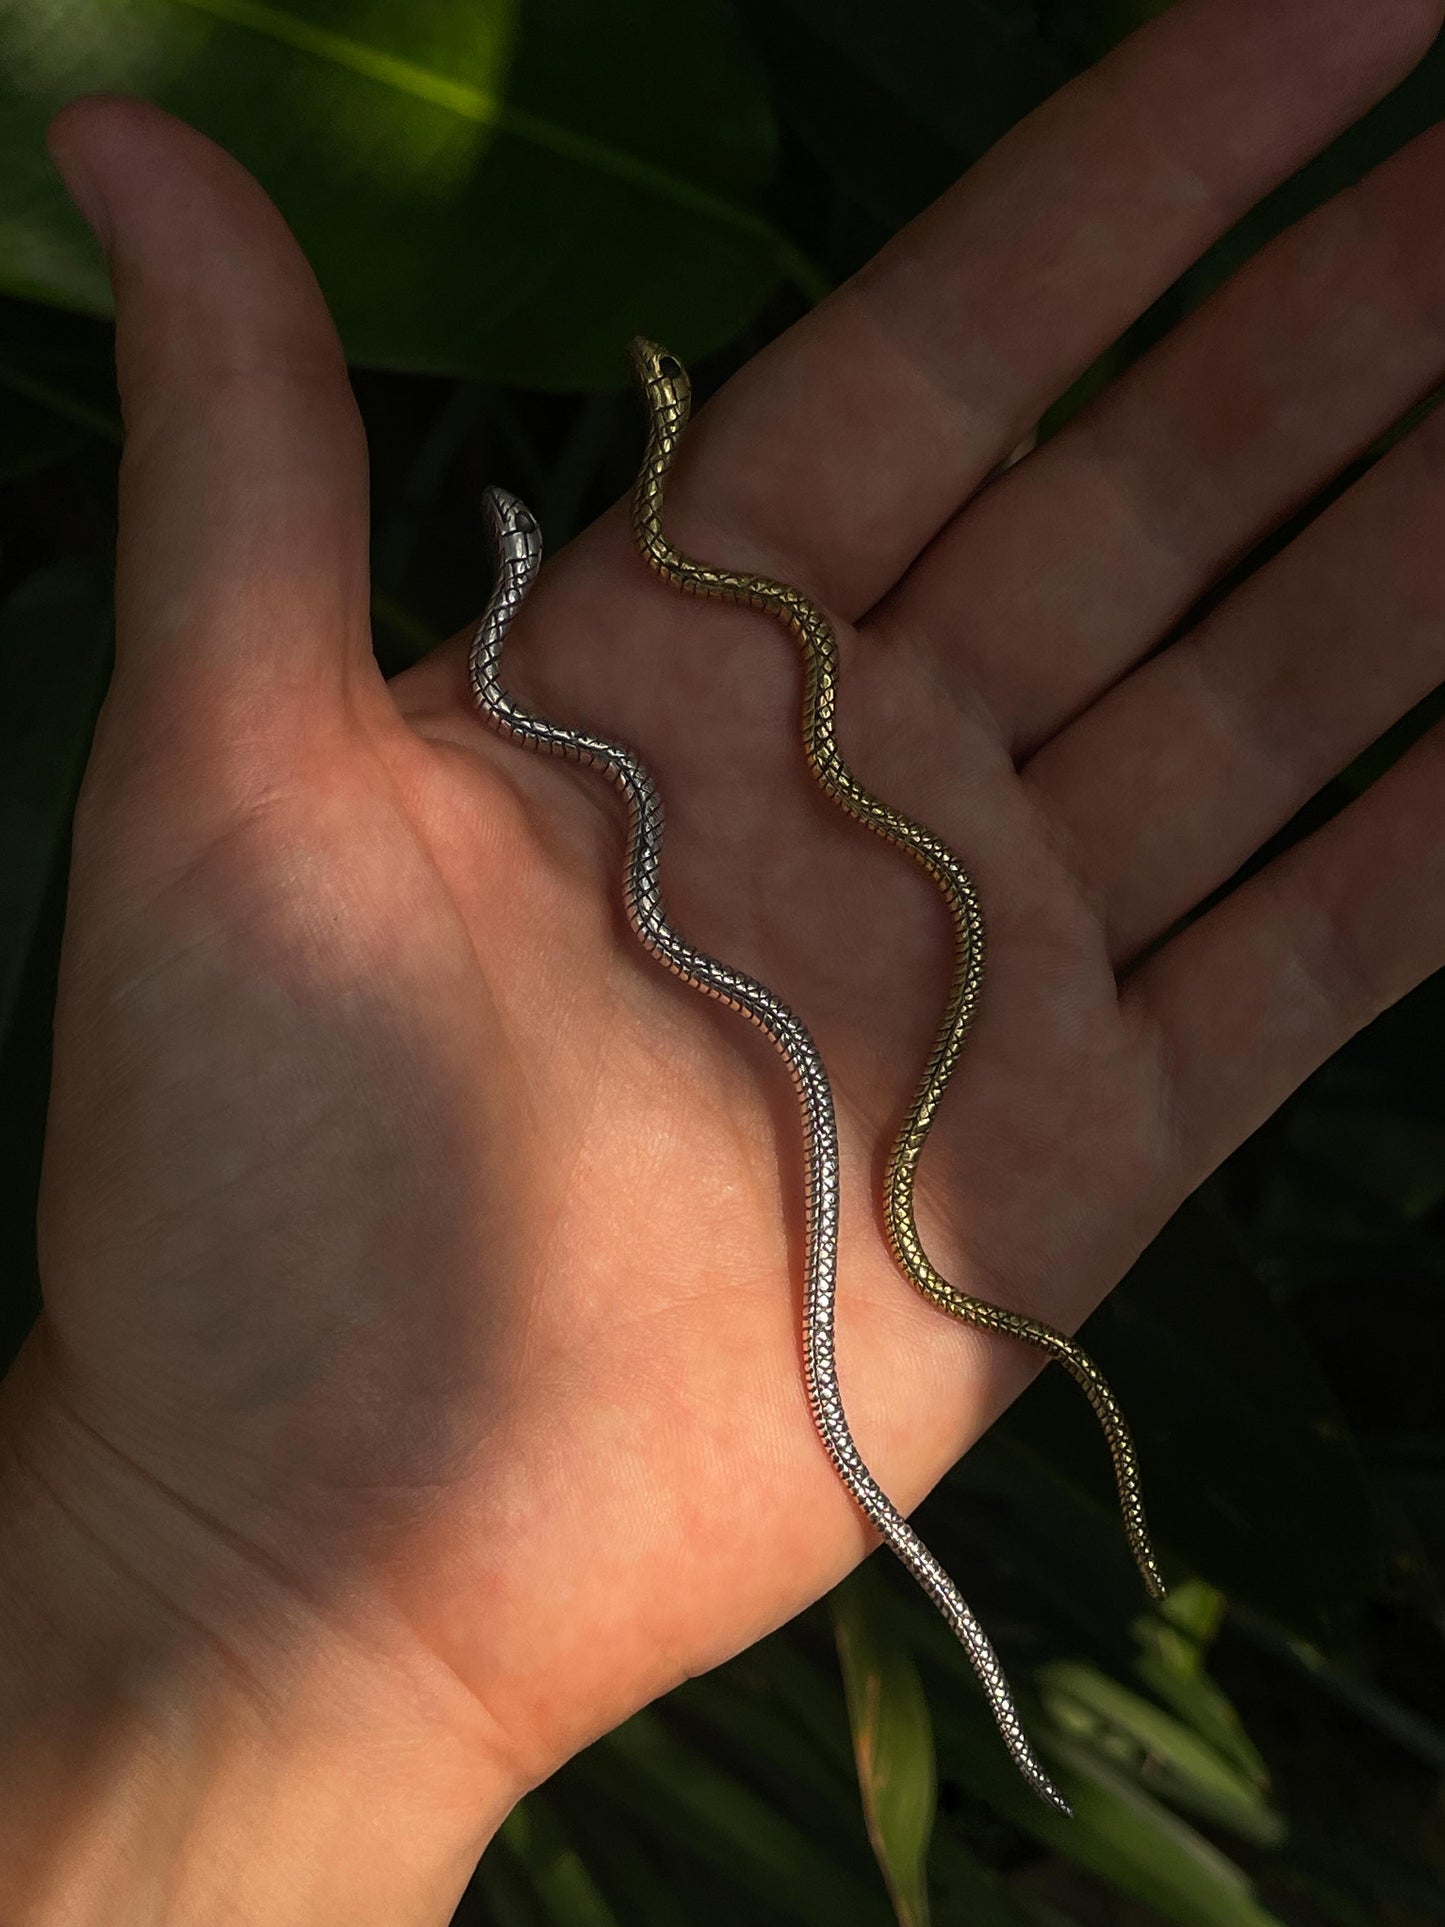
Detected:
[4,0,1445,1916]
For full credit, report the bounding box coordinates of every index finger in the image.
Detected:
[673,0,1442,619]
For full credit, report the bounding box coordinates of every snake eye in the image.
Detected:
[657,353,681,378]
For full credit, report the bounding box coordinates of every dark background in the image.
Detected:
[1,3,1442,1920]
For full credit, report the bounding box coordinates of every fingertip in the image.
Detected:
[48,97,350,411]
[47,99,372,715]
[46,88,158,146]
[44,93,149,253]
[45,97,271,275]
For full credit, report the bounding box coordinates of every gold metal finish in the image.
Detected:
[627,337,1165,1602]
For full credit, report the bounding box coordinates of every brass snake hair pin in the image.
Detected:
[627,338,1165,1606]
[470,485,1070,1811]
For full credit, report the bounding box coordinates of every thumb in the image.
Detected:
[46,96,376,752]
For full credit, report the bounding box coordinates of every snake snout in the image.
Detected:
[483,484,538,540]
[627,335,691,408]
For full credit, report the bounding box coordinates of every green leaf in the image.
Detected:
[552,1634,879,1925]
[1036,1658,1284,1846]
[540,1791,741,1927]
[1032,1731,1287,1927]
[497,1792,622,1927]
[1131,1582,1271,1786]
[576,1706,892,1923]
[673,1643,868,1823]
[0,0,815,388]
[912,1624,1288,1927]
[831,1561,938,1927]
[715,1623,1041,1927]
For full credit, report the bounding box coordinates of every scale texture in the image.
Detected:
[469,485,1071,1812]
[628,338,1165,1605]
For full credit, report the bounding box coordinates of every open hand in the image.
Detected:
[10,1,1445,1916]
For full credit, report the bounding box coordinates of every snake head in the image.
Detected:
[628,336,692,417]
[482,484,543,584]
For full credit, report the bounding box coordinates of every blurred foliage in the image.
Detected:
[2,0,1444,1921]
[833,1562,940,1926]
[0,0,808,385]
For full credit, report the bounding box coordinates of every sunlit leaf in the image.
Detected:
[915,1633,1288,1927]
[1035,1731,1287,1927]
[832,1561,938,1927]
[0,0,809,388]
[1132,1582,1271,1785]
[1037,1658,1284,1846]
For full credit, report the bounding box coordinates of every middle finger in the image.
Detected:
[871,116,1445,756]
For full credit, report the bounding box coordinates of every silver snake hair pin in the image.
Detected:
[468,485,1070,1813]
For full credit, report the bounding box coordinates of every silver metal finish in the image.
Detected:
[468,485,1069,1814]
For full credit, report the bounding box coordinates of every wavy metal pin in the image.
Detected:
[469,485,1070,1811]
[628,339,1164,1605]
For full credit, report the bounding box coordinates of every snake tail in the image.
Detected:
[469,484,1071,1813]
[627,336,1165,1604]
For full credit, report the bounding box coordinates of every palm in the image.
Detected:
[41,527,1144,1781]
[33,0,1445,1800]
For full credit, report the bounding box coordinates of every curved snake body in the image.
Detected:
[469,485,1070,1813]
[628,340,1164,1602]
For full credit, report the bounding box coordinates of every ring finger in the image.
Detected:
[870,113,1445,760]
